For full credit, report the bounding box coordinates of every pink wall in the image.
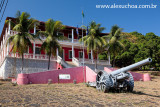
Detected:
[28,67,85,84]
[86,66,97,82]
[17,66,97,85]
[104,67,151,81]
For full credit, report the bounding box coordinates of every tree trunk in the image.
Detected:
[112,60,114,67]
[22,53,24,73]
[95,52,97,72]
[48,54,51,70]
[113,57,116,67]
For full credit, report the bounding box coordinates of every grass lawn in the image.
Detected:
[0,76,160,107]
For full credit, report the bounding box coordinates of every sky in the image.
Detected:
[0,0,160,36]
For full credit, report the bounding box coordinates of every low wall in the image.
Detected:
[104,67,151,81]
[86,66,97,82]
[0,57,57,79]
[17,66,97,85]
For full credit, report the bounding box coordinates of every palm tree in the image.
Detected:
[6,11,39,72]
[37,19,65,70]
[103,25,125,67]
[79,21,106,71]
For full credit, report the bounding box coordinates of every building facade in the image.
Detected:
[0,17,111,79]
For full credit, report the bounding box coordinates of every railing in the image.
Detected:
[58,39,79,43]
[57,56,71,68]
[72,57,82,67]
[6,29,83,46]
[8,52,56,61]
[77,57,110,65]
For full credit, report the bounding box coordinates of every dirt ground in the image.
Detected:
[0,76,160,107]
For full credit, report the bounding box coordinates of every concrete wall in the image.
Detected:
[0,57,57,79]
[86,66,97,82]
[17,66,97,85]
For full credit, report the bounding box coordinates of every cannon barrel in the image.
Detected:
[110,58,152,76]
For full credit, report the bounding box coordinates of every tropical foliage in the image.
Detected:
[103,25,125,67]
[6,11,39,71]
[37,19,65,70]
[100,31,160,71]
[79,21,106,70]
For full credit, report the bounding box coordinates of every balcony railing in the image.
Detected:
[8,52,56,61]
[78,58,110,65]
[7,29,81,45]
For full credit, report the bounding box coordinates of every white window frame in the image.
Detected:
[57,32,64,36]
[88,52,91,59]
[30,29,41,34]
[69,50,72,59]
[68,33,72,39]
[36,29,41,33]
[35,46,41,54]
[79,51,83,59]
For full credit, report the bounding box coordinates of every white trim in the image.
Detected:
[69,50,72,59]
[35,46,41,54]
[32,28,41,34]
[57,32,64,36]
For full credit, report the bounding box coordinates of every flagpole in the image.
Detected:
[82,11,85,83]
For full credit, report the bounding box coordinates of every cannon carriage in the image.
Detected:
[96,58,152,92]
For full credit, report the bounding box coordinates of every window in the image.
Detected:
[78,35,82,39]
[57,32,64,36]
[88,52,91,59]
[35,47,41,54]
[69,50,72,59]
[36,29,41,33]
[79,51,83,58]
[68,34,72,39]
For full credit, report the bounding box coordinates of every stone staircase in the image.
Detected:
[66,61,78,67]
[84,63,111,71]
[72,57,111,72]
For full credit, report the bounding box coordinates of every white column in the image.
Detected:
[91,49,93,64]
[72,29,74,59]
[56,48,59,57]
[72,29,74,43]
[7,43,9,56]
[4,45,5,58]
[33,23,36,58]
[6,20,11,56]
[8,19,11,35]
[33,42,35,58]
[108,52,111,65]
[34,23,36,35]
[1,42,2,50]
[2,50,3,59]
[3,36,4,45]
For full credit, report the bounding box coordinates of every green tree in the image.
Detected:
[7,12,38,72]
[38,19,65,70]
[79,21,106,70]
[104,25,125,67]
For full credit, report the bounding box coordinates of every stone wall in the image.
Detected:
[0,57,57,79]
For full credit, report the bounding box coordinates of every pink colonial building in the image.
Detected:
[0,17,111,79]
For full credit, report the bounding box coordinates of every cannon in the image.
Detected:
[96,58,152,92]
